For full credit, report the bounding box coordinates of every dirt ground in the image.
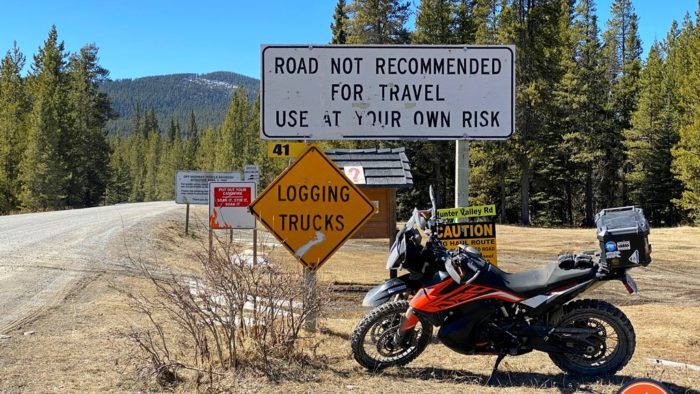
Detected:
[1,205,699,393]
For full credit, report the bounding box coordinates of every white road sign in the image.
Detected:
[208,182,257,229]
[261,45,515,140]
[176,171,242,204]
[244,165,260,182]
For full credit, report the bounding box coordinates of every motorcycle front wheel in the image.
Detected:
[351,300,433,371]
[549,299,635,376]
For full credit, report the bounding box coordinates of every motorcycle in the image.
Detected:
[351,187,651,382]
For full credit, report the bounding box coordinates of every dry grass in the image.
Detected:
[0,206,699,393]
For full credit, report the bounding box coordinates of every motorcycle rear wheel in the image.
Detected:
[351,300,433,371]
[549,299,635,376]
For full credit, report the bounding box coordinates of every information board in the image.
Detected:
[261,45,515,140]
[176,171,242,204]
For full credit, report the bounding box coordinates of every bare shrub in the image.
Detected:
[117,232,329,390]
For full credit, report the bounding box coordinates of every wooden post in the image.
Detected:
[185,203,190,235]
[208,229,213,264]
[252,228,258,265]
[303,268,317,332]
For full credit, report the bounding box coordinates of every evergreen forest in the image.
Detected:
[1,0,700,228]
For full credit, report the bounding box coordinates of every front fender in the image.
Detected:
[362,277,410,307]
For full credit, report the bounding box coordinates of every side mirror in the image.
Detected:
[418,216,427,230]
[411,208,425,230]
[429,185,437,220]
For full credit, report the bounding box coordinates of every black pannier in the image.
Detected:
[595,206,651,271]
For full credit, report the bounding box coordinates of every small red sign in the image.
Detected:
[214,187,251,208]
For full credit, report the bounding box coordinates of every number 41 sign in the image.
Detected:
[267,141,307,159]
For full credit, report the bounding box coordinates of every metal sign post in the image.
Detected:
[185,203,190,235]
[303,268,317,331]
[455,140,470,211]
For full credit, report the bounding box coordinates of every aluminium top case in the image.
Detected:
[595,206,651,271]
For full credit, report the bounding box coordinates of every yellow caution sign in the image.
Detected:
[437,221,498,265]
[250,145,375,270]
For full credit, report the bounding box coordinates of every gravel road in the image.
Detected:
[0,202,180,334]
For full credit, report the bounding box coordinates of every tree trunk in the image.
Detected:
[520,156,530,226]
[566,183,573,226]
[585,164,594,227]
[499,175,506,224]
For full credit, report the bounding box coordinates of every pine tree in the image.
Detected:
[127,133,146,201]
[601,0,642,207]
[187,110,199,143]
[625,42,683,225]
[552,0,610,226]
[523,0,578,226]
[185,110,199,169]
[142,131,161,200]
[498,0,569,225]
[132,103,144,138]
[454,0,476,43]
[671,12,700,223]
[105,136,132,204]
[144,107,159,135]
[473,0,502,44]
[331,0,350,44]
[196,126,218,170]
[65,44,113,207]
[413,0,457,44]
[215,87,249,171]
[156,131,185,200]
[19,26,69,210]
[347,0,412,44]
[168,117,180,142]
[0,43,29,213]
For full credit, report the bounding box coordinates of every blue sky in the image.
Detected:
[0,0,697,80]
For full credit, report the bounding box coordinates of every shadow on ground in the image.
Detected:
[383,366,699,394]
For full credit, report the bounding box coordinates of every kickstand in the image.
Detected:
[486,351,507,386]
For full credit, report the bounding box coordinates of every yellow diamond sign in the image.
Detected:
[250,145,375,270]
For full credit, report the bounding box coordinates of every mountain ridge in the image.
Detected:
[99,71,259,135]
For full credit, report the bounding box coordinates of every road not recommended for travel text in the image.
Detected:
[261,45,515,140]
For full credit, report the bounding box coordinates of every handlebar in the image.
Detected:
[444,250,484,284]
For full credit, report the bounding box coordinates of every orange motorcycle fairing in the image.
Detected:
[409,279,524,314]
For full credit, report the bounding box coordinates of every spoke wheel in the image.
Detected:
[550,299,635,377]
[351,301,432,371]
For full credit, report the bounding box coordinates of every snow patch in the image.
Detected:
[185,76,238,91]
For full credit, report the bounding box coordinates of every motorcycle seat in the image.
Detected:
[487,262,594,295]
